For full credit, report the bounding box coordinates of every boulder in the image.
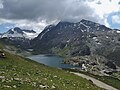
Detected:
[0,49,5,58]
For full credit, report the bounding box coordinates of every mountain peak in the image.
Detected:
[1,27,37,39]
[14,27,21,30]
[13,27,23,34]
[44,25,55,30]
[80,19,89,22]
[56,21,73,29]
[80,19,98,24]
[58,21,73,24]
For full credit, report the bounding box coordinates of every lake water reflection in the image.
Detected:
[28,55,80,68]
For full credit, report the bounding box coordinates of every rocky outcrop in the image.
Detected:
[31,19,120,73]
[0,49,5,58]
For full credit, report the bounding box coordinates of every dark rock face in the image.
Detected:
[32,21,85,54]
[1,37,31,50]
[105,61,116,69]
[31,19,120,67]
[14,27,24,34]
[31,19,111,54]
[106,47,120,67]
[0,27,37,50]
[70,45,91,56]
[6,27,24,35]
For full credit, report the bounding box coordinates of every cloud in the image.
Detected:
[0,0,119,33]
[0,0,102,33]
[0,19,48,33]
[87,0,120,18]
[14,20,48,34]
[87,0,120,27]
[0,0,99,22]
[112,15,120,24]
[0,2,3,8]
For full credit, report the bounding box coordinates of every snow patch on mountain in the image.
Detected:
[116,30,120,33]
[23,31,38,39]
[2,29,23,38]
[1,27,38,39]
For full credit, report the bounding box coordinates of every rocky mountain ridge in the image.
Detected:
[1,27,37,39]
[32,19,120,55]
[31,19,120,75]
[1,19,120,76]
[0,27,38,50]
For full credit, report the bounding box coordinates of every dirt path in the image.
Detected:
[72,72,118,90]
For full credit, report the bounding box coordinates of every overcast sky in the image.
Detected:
[0,0,120,33]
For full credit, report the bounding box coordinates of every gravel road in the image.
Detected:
[72,72,118,90]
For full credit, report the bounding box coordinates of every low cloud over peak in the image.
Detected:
[0,0,119,33]
[0,0,99,22]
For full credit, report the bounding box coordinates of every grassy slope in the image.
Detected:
[0,45,103,90]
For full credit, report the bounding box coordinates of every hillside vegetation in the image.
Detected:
[0,43,103,90]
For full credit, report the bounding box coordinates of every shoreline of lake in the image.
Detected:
[27,54,80,69]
